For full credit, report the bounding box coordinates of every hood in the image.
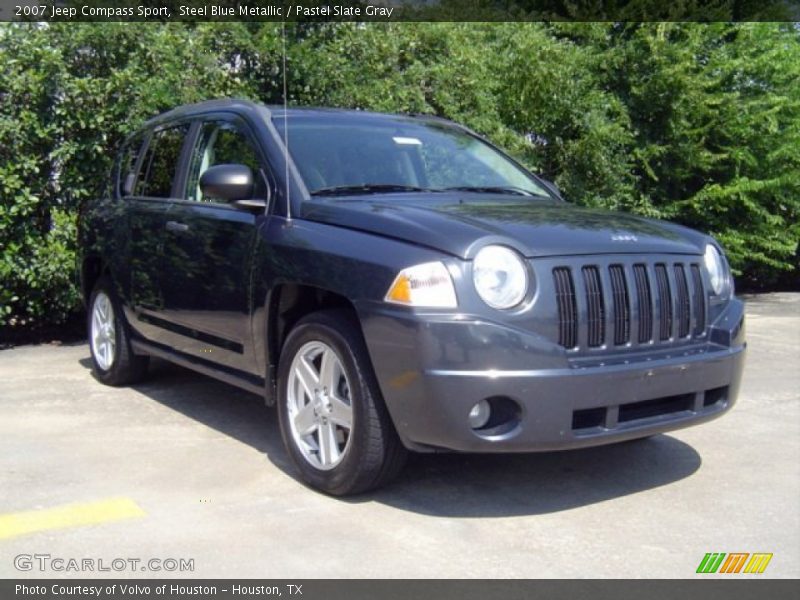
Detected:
[301,194,707,259]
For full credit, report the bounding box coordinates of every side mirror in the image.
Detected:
[200,164,254,202]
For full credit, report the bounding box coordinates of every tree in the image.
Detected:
[1,22,797,331]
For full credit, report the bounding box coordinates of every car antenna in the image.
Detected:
[281,19,291,221]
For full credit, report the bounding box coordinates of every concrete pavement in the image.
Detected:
[0,294,797,578]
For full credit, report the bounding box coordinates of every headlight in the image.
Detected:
[704,243,729,295]
[385,261,457,308]
[473,245,529,309]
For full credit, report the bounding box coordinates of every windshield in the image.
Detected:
[272,114,551,198]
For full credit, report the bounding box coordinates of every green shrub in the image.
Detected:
[0,210,79,327]
[1,22,797,332]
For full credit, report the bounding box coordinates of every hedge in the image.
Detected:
[1,22,798,330]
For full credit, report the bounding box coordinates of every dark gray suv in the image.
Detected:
[78,99,746,495]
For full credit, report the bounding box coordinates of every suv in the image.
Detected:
[78,99,746,495]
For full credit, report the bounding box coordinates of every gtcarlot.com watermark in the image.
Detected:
[14,553,194,573]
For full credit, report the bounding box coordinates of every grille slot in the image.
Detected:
[633,264,653,343]
[582,266,605,347]
[674,264,691,338]
[609,265,630,345]
[691,264,706,336]
[654,264,673,340]
[619,393,695,423]
[704,386,727,407]
[572,407,606,430]
[553,267,577,349]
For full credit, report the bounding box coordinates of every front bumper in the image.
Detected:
[359,298,746,453]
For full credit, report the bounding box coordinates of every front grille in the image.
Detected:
[552,258,707,351]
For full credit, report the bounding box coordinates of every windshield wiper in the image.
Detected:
[441,186,546,198]
[311,184,438,196]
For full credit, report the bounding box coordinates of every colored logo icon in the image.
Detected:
[696,553,773,574]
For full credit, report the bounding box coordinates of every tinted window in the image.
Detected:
[135,124,190,198]
[272,116,550,198]
[116,134,145,197]
[185,121,266,203]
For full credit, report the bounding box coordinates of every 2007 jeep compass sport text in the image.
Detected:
[78,99,746,495]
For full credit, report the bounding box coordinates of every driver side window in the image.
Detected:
[185,120,267,203]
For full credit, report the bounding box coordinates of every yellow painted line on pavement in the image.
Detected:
[0,497,145,540]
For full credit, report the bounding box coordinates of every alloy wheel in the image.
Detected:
[90,291,116,371]
[286,341,354,470]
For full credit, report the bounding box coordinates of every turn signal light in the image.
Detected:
[385,262,458,308]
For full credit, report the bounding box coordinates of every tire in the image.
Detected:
[87,276,149,386]
[277,309,407,495]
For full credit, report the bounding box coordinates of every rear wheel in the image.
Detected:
[277,310,406,495]
[88,277,149,386]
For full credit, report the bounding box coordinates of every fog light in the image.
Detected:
[468,400,491,429]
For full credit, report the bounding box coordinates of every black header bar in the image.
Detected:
[2,0,799,22]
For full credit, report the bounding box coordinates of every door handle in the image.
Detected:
[166,220,190,233]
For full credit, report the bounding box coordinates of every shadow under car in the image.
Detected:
[78,355,703,517]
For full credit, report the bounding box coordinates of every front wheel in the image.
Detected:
[277,310,406,495]
[88,277,149,386]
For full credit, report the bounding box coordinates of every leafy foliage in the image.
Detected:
[1,22,797,329]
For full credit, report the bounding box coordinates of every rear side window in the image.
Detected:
[135,124,190,198]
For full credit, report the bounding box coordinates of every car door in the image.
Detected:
[123,122,193,345]
[157,115,270,376]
